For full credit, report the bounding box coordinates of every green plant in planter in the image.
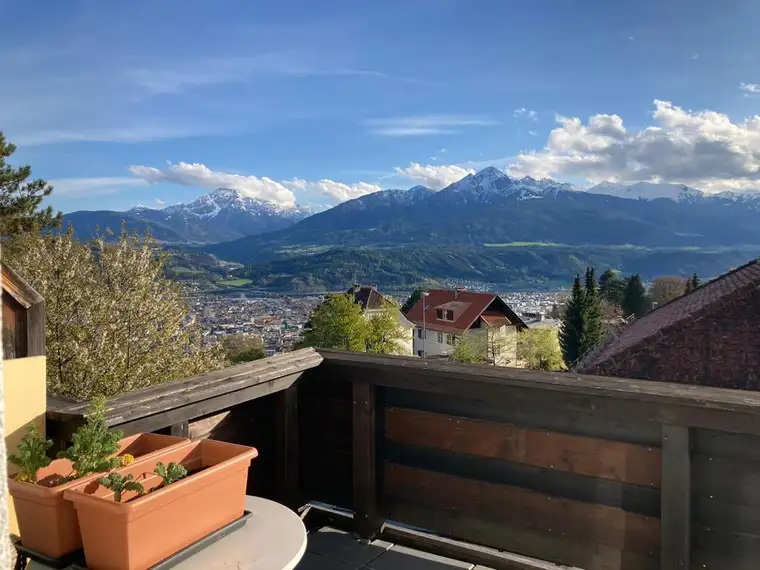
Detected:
[58,397,124,480]
[98,472,145,503]
[8,424,53,484]
[154,461,187,487]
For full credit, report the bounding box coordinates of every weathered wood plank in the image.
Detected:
[352,380,379,538]
[692,525,760,570]
[299,448,353,509]
[385,464,661,555]
[112,371,303,434]
[386,442,661,517]
[386,407,661,487]
[694,497,760,536]
[169,421,189,438]
[692,428,760,462]
[660,424,690,570]
[26,300,45,357]
[692,455,760,508]
[385,387,662,446]
[387,501,658,570]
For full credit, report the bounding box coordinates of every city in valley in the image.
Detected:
[188,286,567,356]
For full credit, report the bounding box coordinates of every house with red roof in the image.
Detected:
[405,288,528,365]
[577,259,760,390]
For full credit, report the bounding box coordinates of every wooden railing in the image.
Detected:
[47,348,760,570]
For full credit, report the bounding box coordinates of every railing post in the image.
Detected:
[169,421,189,438]
[353,380,379,539]
[661,424,691,570]
[276,384,299,509]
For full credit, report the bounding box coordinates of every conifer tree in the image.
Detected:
[622,274,650,318]
[584,266,606,349]
[599,268,624,307]
[0,132,61,235]
[559,275,586,367]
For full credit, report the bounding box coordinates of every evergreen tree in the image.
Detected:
[0,132,61,235]
[559,275,586,367]
[685,273,700,294]
[584,266,606,349]
[599,268,624,307]
[401,288,424,314]
[621,274,650,318]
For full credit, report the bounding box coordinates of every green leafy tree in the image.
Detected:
[584,267,606,349]
[650,276,686,307]
[5,225,224,399]
[559,275,586,367]
[221,334,266,364]
[366,302,406,354]
[517,329,565,371]
[154,461,188,486]
[302,293,368,351]
[401,288,424,314]
[622,274,651,318]
[599,269,624,307]
[0,132,61,236]
[58,398,123,479]
[449,333,486,364]
[8,424,53,483]
[98,472,145,503]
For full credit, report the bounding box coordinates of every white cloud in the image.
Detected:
[514,108,538,121]
[284,178,382,202]
[366,115,496,137]
[740,82,760,94]
[509,100,760,192]
[691,53,699,60]
[155,198,165,207]
[49,177,148,196]
[394,162,475,190]
[528,130,538,136]
[129,161,381,206]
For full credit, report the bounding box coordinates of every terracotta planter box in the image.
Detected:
[65,439,257,570]
[8,432,190,558]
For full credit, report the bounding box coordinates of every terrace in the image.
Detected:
[46,348,760,570]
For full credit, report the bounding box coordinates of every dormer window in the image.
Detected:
[436,309,454,321]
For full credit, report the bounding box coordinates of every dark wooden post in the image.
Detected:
[169,421,189,438]
[353,380,379,539]
[276,384,299,509]
[661,424,691,570]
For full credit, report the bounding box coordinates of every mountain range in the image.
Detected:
[62,188,312,243]
[205,166,760,264]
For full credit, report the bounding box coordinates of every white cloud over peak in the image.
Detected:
[508,100,760,192]
[513,108,538,121]
[394,162,475,190]
[366,115,496,137]
[49,177,148,196]
[129,162,382,206]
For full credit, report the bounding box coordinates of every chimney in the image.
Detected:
[454,287,465,299]
[353,283,361,293]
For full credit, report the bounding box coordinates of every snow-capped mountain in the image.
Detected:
[587,181,705,202]
[63,188,313,244]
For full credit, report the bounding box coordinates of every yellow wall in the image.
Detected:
[3,355,46,536]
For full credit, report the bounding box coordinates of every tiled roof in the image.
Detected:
[346,285,388,310]
[579,259,760,371]
[406,289,526,333]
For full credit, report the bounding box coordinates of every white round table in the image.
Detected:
[26,496,307,570]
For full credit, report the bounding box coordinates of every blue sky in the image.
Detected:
[3,0,760,213]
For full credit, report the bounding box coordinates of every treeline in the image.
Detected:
[559,267,701,369]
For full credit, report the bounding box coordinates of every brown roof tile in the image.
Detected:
[579,259,760,371]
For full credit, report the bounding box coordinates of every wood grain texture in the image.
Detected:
[353,380,379,538]
[385,463,660,555]
[660,425,690,570]
[386,407,661,487]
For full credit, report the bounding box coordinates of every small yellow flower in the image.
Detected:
[16,472,30,482]
[120,454,135,467]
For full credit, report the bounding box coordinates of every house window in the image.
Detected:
[436,309,454,321]
[437,332,444,344]
[417,350,424,357]
[417,328,425,339]
[446,334,454,345]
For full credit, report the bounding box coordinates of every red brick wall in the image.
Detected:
[587,289,760,390]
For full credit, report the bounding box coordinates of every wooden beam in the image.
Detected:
[112,371,303,435]
[661,424,691,570]
[353,380,379,538]
[25,299,45,357]
[275,384,299,509]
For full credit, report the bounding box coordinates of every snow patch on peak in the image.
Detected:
[587,181,704,202]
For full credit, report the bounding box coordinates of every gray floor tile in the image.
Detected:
[368,544,474,570]
[306,527,392,566]
[297,552,359,570]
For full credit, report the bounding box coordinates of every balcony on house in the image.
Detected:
[46,348,760,570]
